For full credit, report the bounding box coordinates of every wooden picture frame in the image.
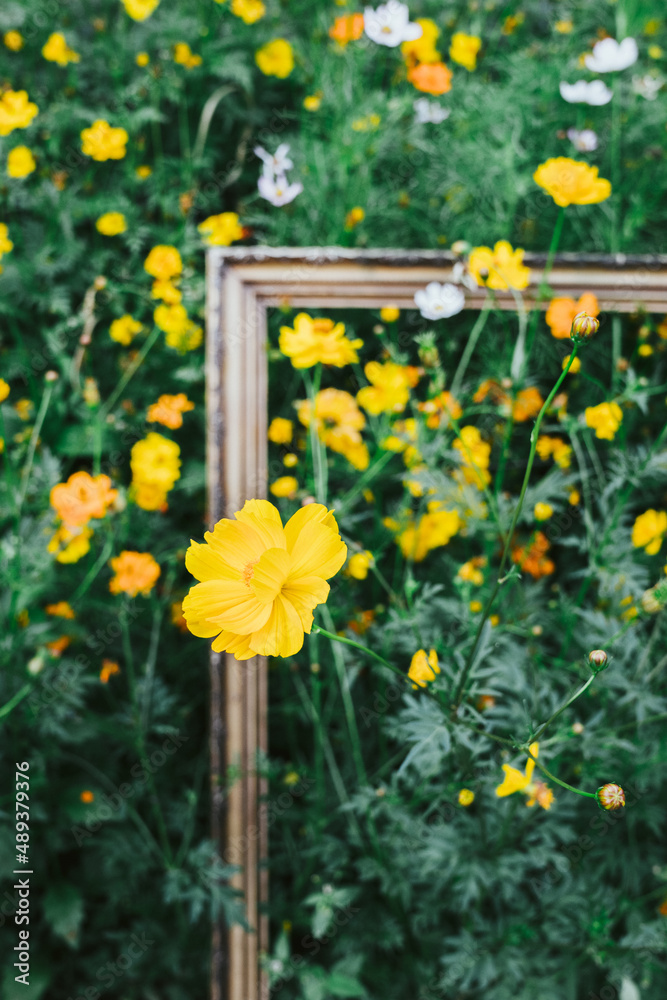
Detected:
[205,247,667,1000]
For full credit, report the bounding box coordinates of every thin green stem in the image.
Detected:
[321,607,368,787]
[531,674,596,743]
[70,527,115,604]
[0,683,32,721]
[450,296,493,399]
[524,207,565,358]
[98,325,161,421]
[451,346,579,710]
[525,748,597,799]
[17,382,54,512]
[303,366,327,503]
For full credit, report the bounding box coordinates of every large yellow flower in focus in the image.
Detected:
[183,500,347,659]
[280,313,363,369]
[468,240,530,291]
[533,157,611,207]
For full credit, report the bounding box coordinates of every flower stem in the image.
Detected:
[524,748,597,799]
[98,325,162,421]
[531,673,596,743]
[451,346,579,710]
[450,296,492,399]
[312,624,405,682]
[0,683,32,722]
[303,365,328,503]
[17,381,54,513]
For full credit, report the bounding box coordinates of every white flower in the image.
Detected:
[364,1,422,48]
[559,79,613,105]
[254,143,293,175]
[414,282,465,320]
[584,37,638,73]
[258,168,303,206]
[413,98,450,124]
[566,128,599,152]
[632,74,663,101]
[451,261,478,292]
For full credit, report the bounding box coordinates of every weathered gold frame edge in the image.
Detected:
[206,247,667,1000]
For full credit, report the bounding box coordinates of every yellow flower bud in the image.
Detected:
[588,649,608,673]
[570,311,599,343]
[596,783,625,811]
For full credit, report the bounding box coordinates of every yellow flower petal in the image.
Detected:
[234,499,286,549]
[496,765,530,797]
[282,576,331,630]
[250,593,304,656]
[250,547,291,604]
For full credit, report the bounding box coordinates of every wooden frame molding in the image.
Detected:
[205,247,667,1000]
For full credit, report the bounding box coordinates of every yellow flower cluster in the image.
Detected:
[389,502,461,562]
[130,432,181,510]
[144,245,202,351]
[402,18,453,95]
[110,314,142,345]
[174,43,202,69]
[536,435,572,469]
[297,388,369,471]
[198,212,243,246]
[453,425,491,488]
[357,361,421,416]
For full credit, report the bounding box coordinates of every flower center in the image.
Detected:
[242,560,258,586]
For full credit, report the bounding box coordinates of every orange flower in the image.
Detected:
[45,601,76,619]
[473,378,511,407]
[50,472,117,527]
[546,293,599,340]
[329,13,364,46]
[511,531,555,579]
[109,551,161,597]
[100,659,121,683]
[407,62,453,95]
[417,390,462,429]
[46,635,71,656]
[171,600,189,632]
[80,790,95,803]
[512,386,544,422]
[147,393,195,429]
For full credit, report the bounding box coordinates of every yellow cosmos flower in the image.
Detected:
[453,425,491,487]
[0,90,39,136]
[534,502,553,521]
[4,31,24,51]
[457,556,486,586]
[0,379,10,403]
[536,435,571,469]
[136,163,152,178]
[255,38,294,78]
[45,601,76,619]
[109,551,161,596]
[449,32,482,71]
[42,32,80,65]
[151,279,181,303]
[96,212,127,236]
[165,323,203,353]
[81,120,128,161]
[268,417,293,444]
[231,0,266,23]
[380,305,400,323]
[346,551,373,580]
[183,499,347,659]
[632,509,667,555]
[130,433,181,508]
[303,93,322,111]
[584,401,623,441]
[48,524,93,563]
[357,361,420,416]
[458,788,475,806]
[144,244,182,280]
[147,393,194,429]
[198,212,243,246]
[7,146,36,178]
[468,240,530,291]
[280,313,363,369]
[297,388,369,470]
[408,648,440,688]
[533,157,611,207]
[174,42,202,69]
[401,18,441,65]
[496,743,553,809]
[269,476,299,498]
[136,52,150,67]
[110,314,142,345]
[396,502,461,562]
[122,0,160,20]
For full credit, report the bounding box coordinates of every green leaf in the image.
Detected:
[327,972,367,997]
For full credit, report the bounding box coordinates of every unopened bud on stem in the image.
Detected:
[596,783,625,810]
[570,311,599,344]
[588,649,608,673]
